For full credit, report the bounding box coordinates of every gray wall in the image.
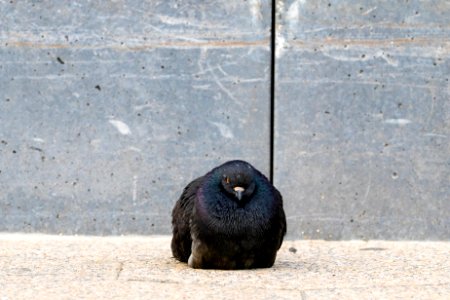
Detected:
[1,1,449,239]
[0,1,272,235]
[275,0,450,240]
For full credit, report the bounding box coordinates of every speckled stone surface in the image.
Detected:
[274,0,450,240]
[1,235,449,299]
[0,0,272,235]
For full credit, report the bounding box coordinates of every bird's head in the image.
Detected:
[219,160,256,202]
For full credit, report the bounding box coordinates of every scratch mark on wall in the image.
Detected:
[193,61,238,77]
[376,50,399,67]
[210,122,234,139]
[384,119,412,125]
[424,133,447,138]
[32,138,45,143]
[132,175,138,203]
[197,48,208,74]
[192,84,211,90]
[109,119,132,135]
[207,62,240,104]
[126,146,142,153]
[108,74,176,80]
[216,65,229,77]
[364,165,372,202]
[11,74,78,80]
[321,52,370,62]
[213,74,237,101]
[361,6,377,16]
[134,104,153,111]
[321,50,399,65]
[154,14,228,29]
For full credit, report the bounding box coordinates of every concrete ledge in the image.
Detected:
[1,234,449,299]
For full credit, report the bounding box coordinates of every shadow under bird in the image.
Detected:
[171,160,286,269]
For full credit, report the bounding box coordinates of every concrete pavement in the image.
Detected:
[1,234,449,299]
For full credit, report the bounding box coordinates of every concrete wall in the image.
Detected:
[0,1,272,234]
[1,1,449,239]
[275,0,450,239]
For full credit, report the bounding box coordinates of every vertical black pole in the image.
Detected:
[269,0,276,183]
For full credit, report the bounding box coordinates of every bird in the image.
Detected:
[171,160,286,269]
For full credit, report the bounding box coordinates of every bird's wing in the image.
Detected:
[171,176,204,262]
[274,187,287,250]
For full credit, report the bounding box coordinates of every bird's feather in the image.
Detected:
[171,176,203,262]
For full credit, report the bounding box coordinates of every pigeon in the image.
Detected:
[171,160,286,269]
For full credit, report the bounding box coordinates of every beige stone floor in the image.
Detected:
[1,234,449,299]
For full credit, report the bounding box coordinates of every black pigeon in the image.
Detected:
[171,160,286,269]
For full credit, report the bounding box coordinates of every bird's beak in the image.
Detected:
[233,186,245,201]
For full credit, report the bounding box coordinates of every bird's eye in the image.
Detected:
[225,177,230,184]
